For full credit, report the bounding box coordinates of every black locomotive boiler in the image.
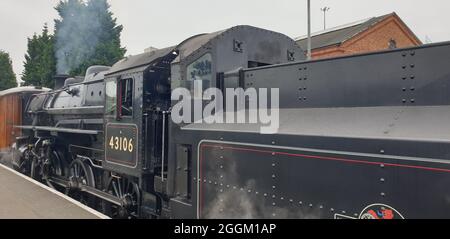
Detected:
[11,25,450,219]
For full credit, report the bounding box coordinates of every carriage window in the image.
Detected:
[119,78,133,117]
[105,80,117,116]
[187,53,212,98]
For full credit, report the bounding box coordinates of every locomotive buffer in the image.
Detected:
[0,164,109,219]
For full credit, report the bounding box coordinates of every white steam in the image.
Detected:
[0,149,14,168]
[55,1,106,74]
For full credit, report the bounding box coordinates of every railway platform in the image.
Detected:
[0,163,109,219]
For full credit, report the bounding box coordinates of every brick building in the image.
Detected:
[296,12,422,59]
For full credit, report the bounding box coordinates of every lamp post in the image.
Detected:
[307,0,312,60]
[320,7,330,30]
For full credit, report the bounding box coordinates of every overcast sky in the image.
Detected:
[1,0,450,80]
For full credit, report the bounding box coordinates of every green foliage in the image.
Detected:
[0,50,18,91]
[21,24,56,88]
[54,0,126,76]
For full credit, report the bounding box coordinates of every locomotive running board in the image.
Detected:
[15,125,101,135]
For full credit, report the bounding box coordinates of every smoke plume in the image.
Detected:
[55,0,106,74]
[0,149,14,168]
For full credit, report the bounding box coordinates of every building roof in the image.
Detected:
[296,13,415,51]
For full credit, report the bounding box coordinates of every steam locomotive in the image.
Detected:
[7,25,450,219]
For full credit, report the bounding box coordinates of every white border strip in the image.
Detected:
[334,214,356,219]
[0,164,110,219]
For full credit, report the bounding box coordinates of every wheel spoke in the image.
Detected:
[112,181,120,198]
[117,179,123,198]
[123,179,128,197]
[66,159,95,208]
[104,176,140,218]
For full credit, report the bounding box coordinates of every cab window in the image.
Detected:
[119,78,133,117]
[105,80,117,116]
[187,53,212,99]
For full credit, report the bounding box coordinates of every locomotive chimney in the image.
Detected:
[54,74,70,89]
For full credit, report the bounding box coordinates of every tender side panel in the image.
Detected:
[244,42,450,108]
[198,141,450,219]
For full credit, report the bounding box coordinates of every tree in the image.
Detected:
[22,24,57,88]
[54,0,126,76]
[0,50,18,91]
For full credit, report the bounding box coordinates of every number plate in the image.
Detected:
[105,123,138,168]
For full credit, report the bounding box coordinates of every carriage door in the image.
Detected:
[104,77,139,173]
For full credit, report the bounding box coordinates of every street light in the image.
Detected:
[307,0,312,60]
[320,7,331,30]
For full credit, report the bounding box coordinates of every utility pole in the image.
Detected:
[320,7,330,30]
[307,0,312,60]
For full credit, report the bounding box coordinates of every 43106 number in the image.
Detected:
[109,136,134,152]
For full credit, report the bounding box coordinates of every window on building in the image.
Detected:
[388,39,397,49]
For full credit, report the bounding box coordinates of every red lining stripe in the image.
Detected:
[203,144,450,173]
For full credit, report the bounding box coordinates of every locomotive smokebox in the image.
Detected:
[54,74,70,89]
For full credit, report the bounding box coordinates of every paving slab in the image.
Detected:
[0,164,109,219]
